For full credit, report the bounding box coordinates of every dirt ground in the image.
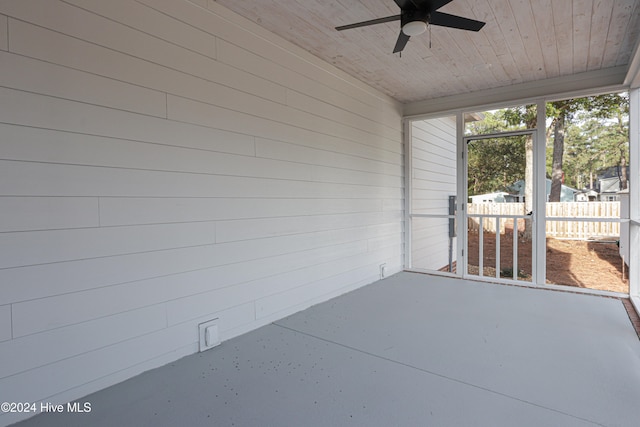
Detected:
[466,228,629,293]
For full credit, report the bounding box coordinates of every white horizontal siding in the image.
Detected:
[0,50,167,117]
[253,275,383,330]
[0,87,257,157]
[0,306,11,342]
[0,305,167,378]
[0,222,216,269]
[412,132,457,162]
[412,219,452,271]
[0,124,307,182]
[0,122,403,185]
[0,0,403,424]
[256,137,403,176]
[2,321,198,404]
[410,118,457,271]
[139,0,400,110]
[7,19,284,115]
[12,240,368,337]
[0,14,6,50]
[413,170,456,188]
[0,161,402,199]
[413,158,456,179]
[2,8,398,149]
[383,198,404,212]
[167,94,398,156]
[255,266,382,321]
[3,1,285,104]
[99,197,383,227]
[0,197,99,232]
[285,89,401,142]
[368,233,404,253]
[2,223,398,305]
[311,165,403,188]
[217,39,401,132]
[216,211,402,243]
[65,0,218,59]
[167,245,401,326]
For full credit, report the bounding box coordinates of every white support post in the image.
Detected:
[535,100,547,285]
[513,218,518,280]
[403,119,413,270]
[629,89,640,306]
[457,112,466,277]
[495,217,500,278]
[479,218,484,277]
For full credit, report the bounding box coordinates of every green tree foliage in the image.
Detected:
[466,111,527,196]
[544,94,626,200]
[561,96,629,190]
[468,135,526,196]
[466,92,629,198]
[487,94,629,199]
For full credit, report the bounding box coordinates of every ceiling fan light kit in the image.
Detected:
[402,20,428,36]
[335,0,485,53]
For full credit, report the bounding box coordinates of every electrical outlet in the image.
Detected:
[379,263,387,279]
[198,319,220,352]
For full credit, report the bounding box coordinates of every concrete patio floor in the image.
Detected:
[13,272,640,426]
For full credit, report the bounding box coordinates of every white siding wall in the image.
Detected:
[410,117,457,271]
[0,1,403,424]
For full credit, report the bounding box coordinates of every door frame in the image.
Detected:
[404,102,548,286]
[462,129,540,285]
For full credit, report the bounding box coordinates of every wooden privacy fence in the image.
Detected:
[467,203,525,234]
[468,202,620,239]
[545,202,620,239]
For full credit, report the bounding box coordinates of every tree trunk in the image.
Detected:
[550,115,565,202]
[620,154,628,190]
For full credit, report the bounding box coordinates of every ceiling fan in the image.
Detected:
[335,0,485,53]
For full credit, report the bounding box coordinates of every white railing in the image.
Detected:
[468,202,621,239]
[468,203,526,234]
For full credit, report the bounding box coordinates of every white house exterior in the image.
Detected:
[469,191,509,204]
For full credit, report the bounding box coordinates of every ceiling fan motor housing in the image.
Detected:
[401,8,429,27]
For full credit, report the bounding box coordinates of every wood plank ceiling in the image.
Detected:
[214,0,640,104]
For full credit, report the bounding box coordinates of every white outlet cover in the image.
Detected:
[380,263,387,279]
[198,319,220,352]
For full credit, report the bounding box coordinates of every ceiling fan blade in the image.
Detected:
[429,11,485,31]
[393,31,411,53]
[397,0,451,10]
[430,0,454,11]
[394,0,417,9]
[336,15,401,31]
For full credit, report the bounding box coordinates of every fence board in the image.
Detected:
[468,202,620,239]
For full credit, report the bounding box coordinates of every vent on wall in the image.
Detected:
[198,319,221,352]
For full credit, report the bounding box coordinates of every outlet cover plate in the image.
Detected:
[380,263,387,279]
[198,318,220,352]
